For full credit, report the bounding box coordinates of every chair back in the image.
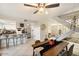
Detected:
[68,44,74,56]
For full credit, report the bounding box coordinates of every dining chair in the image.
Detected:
[61,44,74,56]
[67,44,74,56]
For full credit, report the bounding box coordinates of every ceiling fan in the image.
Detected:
[24,3,60,14]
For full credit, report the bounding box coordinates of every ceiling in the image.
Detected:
[0,3,79,23]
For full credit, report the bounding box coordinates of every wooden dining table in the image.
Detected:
[43,41,69,56]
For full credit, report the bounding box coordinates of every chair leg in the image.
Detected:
[66,46,68,52]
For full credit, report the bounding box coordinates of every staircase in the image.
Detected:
[56,29,74,41]
[51,10,79,41]
[52,14,78,41]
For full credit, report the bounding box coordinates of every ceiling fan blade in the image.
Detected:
[24,4,37,8]
[33,10,39,14]
[45,3,60,8]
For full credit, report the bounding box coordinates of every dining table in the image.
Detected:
[43,41,69,56]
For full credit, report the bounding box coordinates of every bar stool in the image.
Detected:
[23,34,26,43]
[6,35,13,48]
[5,36,9,48]
[24,33,27,43]
[16,34,21,45]
[9,35,16,47]
[12,35,16,46]
[15,35,19,45]
[20,34,23,44]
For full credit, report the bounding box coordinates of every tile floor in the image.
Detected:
[0,39,35,56]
